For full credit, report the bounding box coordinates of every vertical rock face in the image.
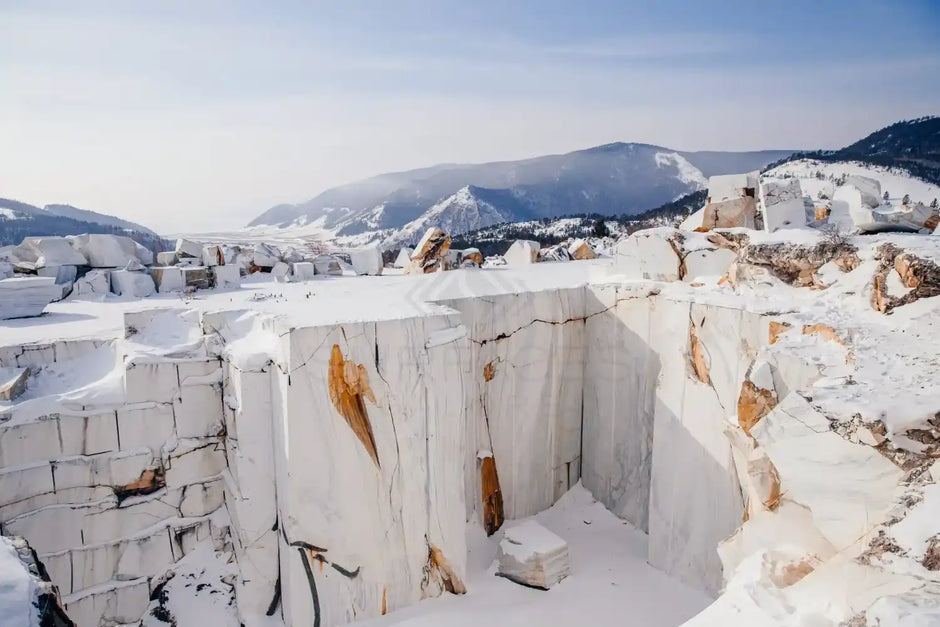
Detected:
[406,228,451,274]
[275,315,468,627]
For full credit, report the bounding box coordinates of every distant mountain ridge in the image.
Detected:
[766,116,940,184]
[248,142,794,244]
[0,197,168,253]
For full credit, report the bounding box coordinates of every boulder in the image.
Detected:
[613,230,681,281]
[71,269,111,298]
[679,206,707,231]
[539,244,570,262]
[461,248,484,266]
[845,175,882,208]
[852,202,940,234]
[349,246,384,276]
[151,267,185,293]
[312,255,343,276]
[707,171,759,204]
[212,264,241,288]
[175,238,204,259]
[280,247,305,264]
[70,234,153,267]
[504,240,540,266]
[406,228,451,274]
[393,247,414,268]
[568,238,597,260]
[183,266,210,290]
[11,236,87,267]
[202,245,225,267]
[110,270,156,298]
[291,261,315,281]
[0,276,61,319]
[252,243,280,268]
[760,179,807,232]
[156,251,179,266]
[0,366,29,401]
[496,520,570,589]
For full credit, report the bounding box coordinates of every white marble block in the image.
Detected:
[70,234,153,268]
[503,240,540,265]
[152,266,185,293]
[496,520,570,589]
[0,276,60,319]
[348,246,383,276]
[212,264,242,288]
[110,270,156,298]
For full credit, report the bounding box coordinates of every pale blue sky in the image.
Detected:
[1,0,938,231]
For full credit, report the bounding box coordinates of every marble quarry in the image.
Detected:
[0,226,939,626]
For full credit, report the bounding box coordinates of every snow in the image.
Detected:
[0,536,41,627]
[655,152,708,189]
[0,208,21,220]
[355,485,711,627]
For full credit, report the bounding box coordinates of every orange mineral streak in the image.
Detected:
[382,587,387,615]
[480,456,504,536]
[689,323,710,384]
[328,344,380,467]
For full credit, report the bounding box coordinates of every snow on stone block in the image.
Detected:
[156,251,178,266]
[679,206,706,231]
[110,269,155,298]
[211,264,241,288]
[124,360,179,404]
[70,234,153,268]
[504,240,540,266]
[0,535,70,626]
[461,247,484,266]
[349,246,384,275]
[202,244,225,267]
[0,366,28,401]
[63,577,150,626]
[613,230,680,281]
[496,520,570,589]
[71,269,110,298]
[707,171,759,204]
[312,254,342,276]
[251,243,280,268]
[684,247,736,282]
[175,239,203,259]
[845,175,882,208]
[567,238,597,260]
[11,236,88,267]
[0,417,62,468]
[0,276,60,319]
[290,261,315,282]
[151,266,185,293]
[760,179,807,232]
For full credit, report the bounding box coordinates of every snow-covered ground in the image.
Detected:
[765,159,940,205]
[356,485,711,627]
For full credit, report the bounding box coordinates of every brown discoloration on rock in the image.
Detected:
[814,206,829,221]
[328,344,380,467]
[770,559,816,587]
[406,228,451,275]
[802,324,845,346]
[462,250,484,266]
[689,322,710,384]
[765,467,782,511]
[924,535,940,571]
[483,361,495,382]
[871,244,940,314]
[381,587,387,615]
[114,467,166,501]
[738,381,777,435]
[926,214,940,231]
[428,545,466,595]
[481,456,504,535]
[706,231,750,252]
[833,250,860,273]
[667,236,687,281]
[768,321,791,345]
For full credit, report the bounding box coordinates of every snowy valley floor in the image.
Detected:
[357,485,712,627]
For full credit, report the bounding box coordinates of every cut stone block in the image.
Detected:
[271,262,290,283]
[36,264,78,285]
[291,261,315,281]
[0,366,29,401]
[183,266,210,290]
[0,276,60,319]
[496,520,570,589]
[211,264,241,288]
[11,236,87,267]
[349,246,383,275]
[202,245,225,267]
[568,238,597,260]
[394,247,414,268]
[69,234,153,268]
[252,243,280,268]
[124,360,180,404]
[312,254,342,276]
[110,270,155,298]
[71,270,111,298]
[760,179,807,232]
[175,239,203,259]
[151,266,185,293]
[407,228,451,274]
[504,240,540,266]
[156,251,178,266]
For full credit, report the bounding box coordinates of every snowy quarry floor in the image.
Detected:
[2,229,940,627]
[357,484,711,627]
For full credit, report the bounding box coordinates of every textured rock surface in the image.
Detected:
[496,520,570,589]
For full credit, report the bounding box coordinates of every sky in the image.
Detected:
[1,1,938,233]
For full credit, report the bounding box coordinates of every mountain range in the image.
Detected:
[248,143,794,245]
